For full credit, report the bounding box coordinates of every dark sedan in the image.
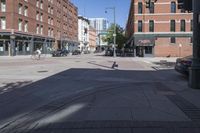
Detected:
[105,49,113,56]
[175,55,192,75]
[52,49,69,57]
[72,50,81,55]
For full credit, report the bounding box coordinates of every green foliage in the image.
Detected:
[103,24,127,49]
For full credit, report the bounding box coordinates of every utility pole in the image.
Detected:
[113,7,116,57]
[189,0,200,89]
[105,7,116,57]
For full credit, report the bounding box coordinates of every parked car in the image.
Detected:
[116,49,123,56]
[105,49,113,56]
[52,49,69,57]
[72,50,81,55]
[84,51,90,54]
[175,55,192,75]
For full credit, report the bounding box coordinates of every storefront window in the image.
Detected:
[5,41,9,51]
[0,42,3,51]
[145,46,153,54]
[26,43,29,51]
[18,43,23,51]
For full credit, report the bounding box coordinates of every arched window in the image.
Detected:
[171,2,176,13]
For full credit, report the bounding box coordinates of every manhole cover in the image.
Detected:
[37,70,48,73]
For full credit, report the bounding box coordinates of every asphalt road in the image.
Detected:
[0,54,200,133]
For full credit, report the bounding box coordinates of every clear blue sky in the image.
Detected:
[70,0,131,28]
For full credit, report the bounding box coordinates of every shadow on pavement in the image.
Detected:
[0,67,198,133]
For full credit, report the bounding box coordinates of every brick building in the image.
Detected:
[89,26,97,52]
[126,0,193,57]
[0,0,78,56]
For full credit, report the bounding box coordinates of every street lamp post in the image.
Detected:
[189,0,200,89]
[105,7,116,57]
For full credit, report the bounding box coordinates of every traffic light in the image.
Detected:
[184,0,192,12]
[178,0,193,12]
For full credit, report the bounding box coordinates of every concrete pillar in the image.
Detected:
[10,38,15,56]
[30,37,34,54]
[44,38,47,54]
[134,48,136,57]
[189,0,200,89]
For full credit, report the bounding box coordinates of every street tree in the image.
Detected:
[103,24,127,49]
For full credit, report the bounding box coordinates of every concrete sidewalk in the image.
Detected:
[0,55,200,133]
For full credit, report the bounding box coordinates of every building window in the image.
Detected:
[36,24,39,34]
[24,21,28,32]
[48,6,51,13]
[138,2,143,14]
[180,20,186,32]
[145,46,153,54]
[48,28,51,36]
[24,6,28,16]
[0,17,6,29]
[190,37,193,43]
[170,37,176,43]
[40,1,43,9]
[51,7,53,14]
[18,19,22,31]
[149,2,154,13]
[18,3,23,14]
[1,0,6,12]
[48,17,50,24]
[191,20,193,31]
[36,11,39,20]
[36,0,39,7]
[40,25,43,35]
[40,13,43,22]
[171,2,176,13]
[51,29,54,37]
[149,20,154,32]
[51,18,53,25]
[138,20,143,32]
[170,20,176,32]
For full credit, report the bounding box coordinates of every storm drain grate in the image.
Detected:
[167,95,200,121]
[155,82,200,122]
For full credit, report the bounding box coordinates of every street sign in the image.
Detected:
[113,34,116,37]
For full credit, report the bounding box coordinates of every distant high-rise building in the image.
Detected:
[89,18,109,46]
[89,18,109,34]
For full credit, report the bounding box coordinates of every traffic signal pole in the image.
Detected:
[189,0,200,89]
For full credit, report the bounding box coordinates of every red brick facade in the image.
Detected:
[0,0,78,56]
[126,0,193,57]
